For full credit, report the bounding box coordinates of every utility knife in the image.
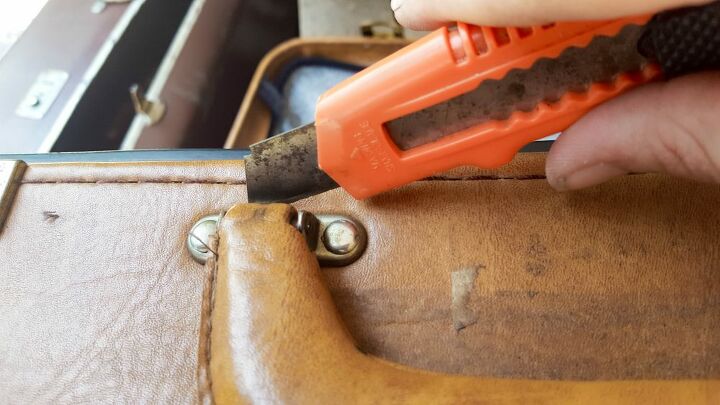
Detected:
[245,1,720,203]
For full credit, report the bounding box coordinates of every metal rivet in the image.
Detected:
[322,220,360,255]
[28,96,42,108]
[293,212,367,267]
[187,214,220,264]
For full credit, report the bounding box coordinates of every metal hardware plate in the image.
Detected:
[0,161,27,233]
[15,70,69,120]
[294,212,368,267]
[188,210,367,267]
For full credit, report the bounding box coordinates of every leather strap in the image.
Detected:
[209,203,719,404]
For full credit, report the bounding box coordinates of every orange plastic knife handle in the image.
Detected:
[315,17,661,200]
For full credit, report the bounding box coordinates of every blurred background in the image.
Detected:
[0,0,300,153]
[0,0,415,154]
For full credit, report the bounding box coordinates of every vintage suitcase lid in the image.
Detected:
[0,0,203,154]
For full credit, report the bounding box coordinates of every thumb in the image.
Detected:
[391,0,710,30]
[546,72,720,191]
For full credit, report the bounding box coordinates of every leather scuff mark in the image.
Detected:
[43,211,60,223]
[451,266,483,332]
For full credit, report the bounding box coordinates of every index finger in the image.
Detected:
[392,0,713,30]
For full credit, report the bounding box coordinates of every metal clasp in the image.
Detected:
[360,21,404,39]
[130,84,166,125]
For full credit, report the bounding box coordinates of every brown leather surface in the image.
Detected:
[0,161,247,403]
[298,171,720,381]
[1,155,719,403]
[209,203,719,404]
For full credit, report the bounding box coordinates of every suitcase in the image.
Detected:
[0,0,718,403]
[1,155,718,403]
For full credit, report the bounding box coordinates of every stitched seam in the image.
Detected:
[197,214,222,405]
[20,176,545,185]
[197,254,217,405]
[423,175,547,181]
[207,255,218,405]
[21,180,247,185]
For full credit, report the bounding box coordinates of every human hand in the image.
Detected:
[393,0,720,191]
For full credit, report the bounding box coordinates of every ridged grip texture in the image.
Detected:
[639,1,720,77]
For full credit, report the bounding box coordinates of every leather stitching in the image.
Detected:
[20,176,545,186]
[197,219,222,405]
[423,175,546,181]
[197,254,217,405]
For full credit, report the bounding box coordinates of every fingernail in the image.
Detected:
[548,175,569,192]
[391,0,404,12]
[550,163,627,191]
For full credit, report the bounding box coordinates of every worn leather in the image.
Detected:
[209,203,719,404]
[0,161,247,403]
[300,171,720,381]
[1,154,719,403]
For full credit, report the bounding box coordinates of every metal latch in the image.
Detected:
[187,211,367,267]
[360,21,405,39]
[129,84,166,125]
[0,161,26,235]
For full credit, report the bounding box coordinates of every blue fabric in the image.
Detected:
[259,58,362,137]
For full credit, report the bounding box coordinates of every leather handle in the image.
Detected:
[209,204,718,404]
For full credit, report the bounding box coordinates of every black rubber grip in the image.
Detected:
[639,1,720,78]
